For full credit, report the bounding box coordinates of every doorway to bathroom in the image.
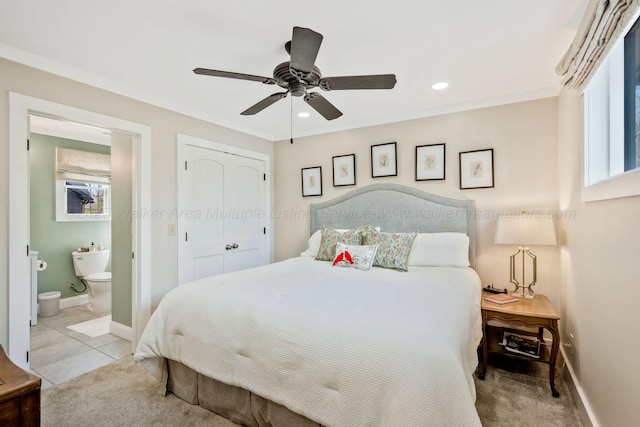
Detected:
[29,118,114,321]
[8,93,152,370]
[26,117,134,384]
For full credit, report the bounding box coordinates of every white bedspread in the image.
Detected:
[135,257,482,426]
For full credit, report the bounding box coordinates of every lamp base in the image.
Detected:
[512,288,536,299]
[508,248,538,300]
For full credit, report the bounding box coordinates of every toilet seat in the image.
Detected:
[85,272,111,282]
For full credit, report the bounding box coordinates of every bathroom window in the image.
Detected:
[55,146,111,222]
[56,180,110,222]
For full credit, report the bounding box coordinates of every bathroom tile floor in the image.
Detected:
[29,305,132,389]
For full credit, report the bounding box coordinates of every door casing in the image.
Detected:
[8,93,152,368]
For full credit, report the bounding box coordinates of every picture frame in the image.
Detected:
[371,142,397,178]
[332,154,356,187]
[459,148,494,189]
[301,166,323,197]
[415,143,445,181]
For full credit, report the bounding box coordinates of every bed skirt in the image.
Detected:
[166,359,322,427]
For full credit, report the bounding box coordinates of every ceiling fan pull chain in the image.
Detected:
[290,96,294,144]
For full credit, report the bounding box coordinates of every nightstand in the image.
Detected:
[0,345,41,426]
[478,292,561,397]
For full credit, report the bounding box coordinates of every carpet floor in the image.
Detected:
[42,355,583,426]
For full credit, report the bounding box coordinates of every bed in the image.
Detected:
[135,183,483,426]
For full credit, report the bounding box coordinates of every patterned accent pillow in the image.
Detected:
[333,243,379,271]
[363,225,418,271]
[315,226,364,261]
[301,229,349,257]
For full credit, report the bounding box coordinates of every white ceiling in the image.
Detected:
[0,0,587,141]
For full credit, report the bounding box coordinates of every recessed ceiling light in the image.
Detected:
[297,112,311,118]
[432,82,449,90]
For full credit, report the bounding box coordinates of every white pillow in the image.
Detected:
[333,242,378,271]
[300,227,380,257]
[408,232,470,267]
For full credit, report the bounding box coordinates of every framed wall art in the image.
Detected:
[415,143,445,181]
[371,142,397,178]
[301,166,323,197]
[332,154,356,187]
[459,148,494,189]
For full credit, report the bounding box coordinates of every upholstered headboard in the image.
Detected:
[309,183,477,267]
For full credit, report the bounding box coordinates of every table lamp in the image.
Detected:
[494,214,557,299]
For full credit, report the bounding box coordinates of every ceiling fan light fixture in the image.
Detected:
[297,112,311,118]
[432,82,449,90]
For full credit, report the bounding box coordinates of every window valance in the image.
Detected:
[556,0,640,89]
[55,147,111,184]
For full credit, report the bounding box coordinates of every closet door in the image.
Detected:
[187,146,226,281]
[222,154,266,273]
[178,141,267,285]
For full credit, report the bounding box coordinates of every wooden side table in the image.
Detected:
[478,292,561,398]
[0,345,41,426]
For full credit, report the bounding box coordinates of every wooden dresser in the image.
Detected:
[0,345,41,426]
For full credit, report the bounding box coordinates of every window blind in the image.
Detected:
[556,0,639,89]
[55,147,111,184]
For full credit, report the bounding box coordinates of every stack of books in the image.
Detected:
[500,331,541,358]
[483,293,519,304]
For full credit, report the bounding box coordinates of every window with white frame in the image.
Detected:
[55,146,111,221]
[583,39,624,185]
[583,13,640,200]
[65,181,108,211]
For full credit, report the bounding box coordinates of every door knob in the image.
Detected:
[232,243,239,249]
[225,244,232,251]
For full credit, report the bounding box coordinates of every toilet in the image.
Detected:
[71,249,112,314]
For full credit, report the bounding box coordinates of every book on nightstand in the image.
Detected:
[500,331,541,358]
[484,293,519,304]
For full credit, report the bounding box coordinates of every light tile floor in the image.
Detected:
[30,306,132,389]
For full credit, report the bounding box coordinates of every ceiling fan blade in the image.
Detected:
[319,74,397,90]
[241,92,288,116]
[193,68,276,85]
[303,92,343,120]
[289,27,323,76]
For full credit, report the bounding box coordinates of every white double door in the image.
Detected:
[178,135,269,285]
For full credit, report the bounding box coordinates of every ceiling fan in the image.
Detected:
[193,26,397,121]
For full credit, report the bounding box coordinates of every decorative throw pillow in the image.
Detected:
[315,226,364,261]
[363,225,418,271]
[332,243,379,271]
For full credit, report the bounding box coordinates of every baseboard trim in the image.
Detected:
[560,346,600,427]
[110,321,132,342]
[59,294,89,310]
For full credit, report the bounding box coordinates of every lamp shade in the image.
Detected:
[495,214,557,246]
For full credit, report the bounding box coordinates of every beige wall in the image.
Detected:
[274,97,562,307]
[558,89,640,426]
[0,58,273,348]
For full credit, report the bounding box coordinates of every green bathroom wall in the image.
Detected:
[29,134,111,299]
